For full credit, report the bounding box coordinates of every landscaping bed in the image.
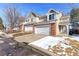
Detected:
[29,36,79,56]
[13,32,33,37]
[48,38,79,56]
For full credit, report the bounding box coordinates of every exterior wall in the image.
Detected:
[56,21,60,35]
[55,13,62,20]
[58,15,70,35]
[47,12,62,35]
[26,14,41,23]
[19,24,25,32]
[47,11,62,21]
[31,17,40,22]
[60,15,70,23]
[54,13,62,35]
[50,23,57,36]
[28,17,43,23]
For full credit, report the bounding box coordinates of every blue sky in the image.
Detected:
[0,3,79,27]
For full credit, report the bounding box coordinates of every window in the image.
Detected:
[49,14,54,20]
[51,14,54,19]
[49,15,51,20]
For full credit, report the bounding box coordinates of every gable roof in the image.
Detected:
[26,12,39,18]
[48,9,60,14]
[30,12,38,17]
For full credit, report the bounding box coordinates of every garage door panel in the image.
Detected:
[25,26,33,32]
[35,25,50,35]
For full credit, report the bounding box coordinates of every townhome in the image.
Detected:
[20,9,70,36]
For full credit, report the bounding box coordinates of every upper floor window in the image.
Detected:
[49,14,55,20]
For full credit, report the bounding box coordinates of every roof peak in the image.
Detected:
[48,9,60,13]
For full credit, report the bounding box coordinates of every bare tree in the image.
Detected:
[5,7,20,29]
[17,16,25,25]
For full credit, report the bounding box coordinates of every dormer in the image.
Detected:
[47,9,62,21]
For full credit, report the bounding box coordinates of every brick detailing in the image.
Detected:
[50,23,56,36]
[19,24,25,32]
[19,25,22,31]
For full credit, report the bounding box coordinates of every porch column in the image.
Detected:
[33,24,35,33]
[66,25,69,35]
[21,24,25,32]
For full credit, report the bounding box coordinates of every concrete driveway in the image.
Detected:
[14,34,47,43]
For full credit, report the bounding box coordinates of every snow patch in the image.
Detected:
[71,35,79,41]
[29,36,65,49]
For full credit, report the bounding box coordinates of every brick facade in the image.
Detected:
[50,23,56,36]
[19,24,25,32]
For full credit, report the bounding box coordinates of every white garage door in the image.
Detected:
[25,26,33,32]
[35,25,50,35]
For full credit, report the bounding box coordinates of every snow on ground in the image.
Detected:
[29,35,79,50]
[71,35,79,41]
[29,36,65,49]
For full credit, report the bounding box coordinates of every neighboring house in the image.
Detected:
[6,16,25,33]
[20,9,70,36]
[25,12,41,23]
